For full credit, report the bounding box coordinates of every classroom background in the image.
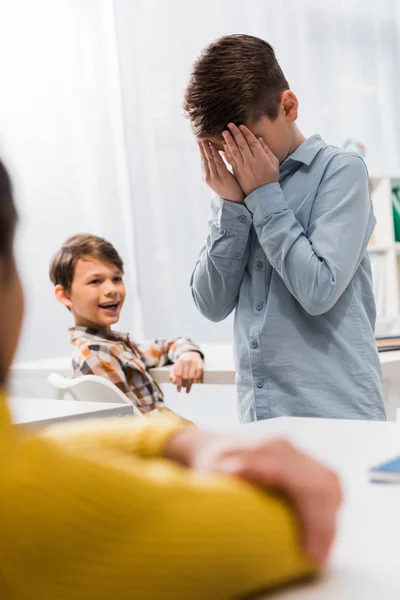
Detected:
[4,0,400,424]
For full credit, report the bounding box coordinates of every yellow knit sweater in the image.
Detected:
[0,393,314,599]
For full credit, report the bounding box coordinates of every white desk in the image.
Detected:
[234,417,400,599]
[11,343,236,385]
[6,398,400,596]
[11,346,400,419]
[12,345,400,386]
[10,397,134,428]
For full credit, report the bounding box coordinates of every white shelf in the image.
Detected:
[369,175,400,328]
[370,173,400,181]
[368,245,391,254]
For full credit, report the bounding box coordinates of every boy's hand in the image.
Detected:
[198,140,245,203]
[170,351,204,393]
[222,123,279,196]
[165,429,342,566]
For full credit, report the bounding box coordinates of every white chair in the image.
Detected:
[47,373,142,417]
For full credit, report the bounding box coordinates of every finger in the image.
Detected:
[227,123,252,160]
[305,472,342,564]
[220,150,233,170]
[202,141,219,179]
[209,142,225,171]
[174,361,183,392]
[223,144,236,169]
[238,456,284,487]
[169,367,177,384]
[186,363,198,393]
[222,128,243,165]
[258,137,268,153]
[194,365,203,383]
[182,361,192,392]
[198,141,210,180]
[201,139,213,160]
[259,138,279,167]
[258,138,279,176]
[301,499,337,566]
[238,124,263,158]
[258,138,273,162]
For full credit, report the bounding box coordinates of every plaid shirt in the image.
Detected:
[70,327,203,415]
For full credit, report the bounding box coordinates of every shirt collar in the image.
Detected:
[69,326,129,344]
[280,134,325,169]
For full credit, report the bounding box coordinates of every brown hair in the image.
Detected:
[0,160,17,265]
[49,234,124,293]
[0,160,18,384]
[183,34,289,139]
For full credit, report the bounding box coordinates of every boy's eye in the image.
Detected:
[113,276,122,283]
[89,279,101,285]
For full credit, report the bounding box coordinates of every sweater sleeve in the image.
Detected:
[0,398,314,600]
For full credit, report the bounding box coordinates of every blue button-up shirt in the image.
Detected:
[191,135,385,421]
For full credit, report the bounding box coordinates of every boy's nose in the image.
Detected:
[104,282,118,294]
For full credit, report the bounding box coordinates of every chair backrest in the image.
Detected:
[47,373,142,416]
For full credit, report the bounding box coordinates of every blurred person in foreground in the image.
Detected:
[0,159,341,599]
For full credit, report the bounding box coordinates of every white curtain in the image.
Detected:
[114,0,400,343]
[2,0,400,361]
[0,0,142,361]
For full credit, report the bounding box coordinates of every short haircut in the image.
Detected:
[49,234,124,292]
[183,34,289,139]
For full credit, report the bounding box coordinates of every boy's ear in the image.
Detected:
[281,90,298,123]
[54,284,72,309]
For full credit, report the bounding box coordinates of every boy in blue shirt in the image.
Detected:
[184,34,385,422]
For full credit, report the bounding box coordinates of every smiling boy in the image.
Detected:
[50,234,204,415]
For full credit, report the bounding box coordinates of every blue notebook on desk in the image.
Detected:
[369,456,400,483]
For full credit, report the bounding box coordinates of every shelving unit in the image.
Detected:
[368,175,400,334]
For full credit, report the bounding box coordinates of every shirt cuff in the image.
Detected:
[175,342,204,361]
[212,195,252,232]
[244,183,288,224]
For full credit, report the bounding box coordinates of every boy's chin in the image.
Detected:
[102,315,120,326]
[92,312,121,329]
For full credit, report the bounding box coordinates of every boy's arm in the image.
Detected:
[137,338,203,368]
[246,153,374,315]
[74,344,183,411]
[190,194,252,322]
[0,399,314,599]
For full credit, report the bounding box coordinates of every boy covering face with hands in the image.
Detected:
[186,34,384,422]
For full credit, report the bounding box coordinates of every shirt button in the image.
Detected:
[234,253,241,259]
[256,261,263,270]
[257,381,264,389]
[251,340,258,349]
[238,215,247,223]
[256,302,264,311]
